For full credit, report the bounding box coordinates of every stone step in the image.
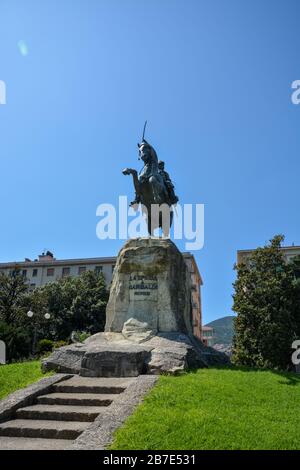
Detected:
[0,436,72,450]
[0,419,88,439]
[16,404,104,422]
[52,376,134,394]
[37,392,115,406]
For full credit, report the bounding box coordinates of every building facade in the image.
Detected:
[201,326,214,347]
[0,252,116,290]
[183,253,203,339]
[0,250,203,339]
[237,245,300,265]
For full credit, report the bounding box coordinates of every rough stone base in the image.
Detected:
[42,328,229,377]
[80,342,150,377]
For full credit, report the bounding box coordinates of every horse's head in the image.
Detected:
[137,139,158,166]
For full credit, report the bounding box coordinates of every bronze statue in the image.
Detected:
[122,123,178,235]
[158,160,179,205]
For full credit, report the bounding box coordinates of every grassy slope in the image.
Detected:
[111,367,300,450]
[0,361,50,400]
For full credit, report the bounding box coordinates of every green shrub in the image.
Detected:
[0,321,31,362]
[53,340,68,349]
[36,339,54,355]
[71,330,91,343]
[78,331,90,343]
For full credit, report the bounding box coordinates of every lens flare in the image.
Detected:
[18,40,29,56]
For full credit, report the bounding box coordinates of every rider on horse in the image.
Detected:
[128,140,178,207]
[158,160,179,205]
[122,124,179,234]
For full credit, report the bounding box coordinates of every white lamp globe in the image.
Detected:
[27,310,34,318]
[44,313,51,320]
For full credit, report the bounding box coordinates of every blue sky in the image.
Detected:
[1,0,300,323]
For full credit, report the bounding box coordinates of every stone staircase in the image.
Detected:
[0,376,134,450]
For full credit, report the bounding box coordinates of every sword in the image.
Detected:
[138,120,148,160]
[142,120,147,141]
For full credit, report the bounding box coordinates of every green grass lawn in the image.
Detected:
[111,367,300,450]
[0,361,50,400]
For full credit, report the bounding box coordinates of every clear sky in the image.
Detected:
[1,0,300,323]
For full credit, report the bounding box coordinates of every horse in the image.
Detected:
[122,139,174,236]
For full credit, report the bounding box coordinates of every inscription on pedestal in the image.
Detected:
[129,274,158,301]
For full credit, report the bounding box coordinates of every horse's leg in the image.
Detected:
[170,210,173,228]
[147,211,156,236]
[148,217,152,236]
[149,176,165,204]
[159,212,171,238]
[123,169,141,205]
[162,210,173,238]
[131,171,140,195]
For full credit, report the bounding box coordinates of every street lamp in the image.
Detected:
[26,310,51,320]
[27,310,34,318]
[26,310,51,355]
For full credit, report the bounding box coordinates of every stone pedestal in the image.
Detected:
[43,238,230,376]
[105,238,193,334]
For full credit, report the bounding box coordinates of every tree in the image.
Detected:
[0,270,28,323]
[232,235,298,370]
[0,320,31,361]
[289,254,300,339]
[0,269,109,361]
[69,270,108,334]
[21,288,53,354]
[0,270,33,361]
[30,270,109,341]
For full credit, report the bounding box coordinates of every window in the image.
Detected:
[47,268,54,277]
[94,266,103,275]
[22,269,27,277]
[202,330,213,338]
[32,268,38,277]
[78,266,86,275]
[9,269,19,277]
[62,267,70,277]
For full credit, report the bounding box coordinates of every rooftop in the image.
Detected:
[0,251,202,284]
[237,245,300,254]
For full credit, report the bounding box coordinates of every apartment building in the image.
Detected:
[237,245,300,265]
[202,326,214,347]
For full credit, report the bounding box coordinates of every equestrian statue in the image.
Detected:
[122,122,178,235]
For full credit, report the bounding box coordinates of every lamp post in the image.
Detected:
[27,310,51,356]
